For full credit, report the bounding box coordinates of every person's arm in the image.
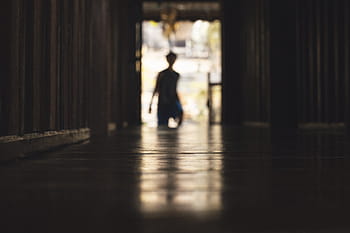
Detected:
[149,74,160,113]
[175,93,180,103]
[175,75,181,102]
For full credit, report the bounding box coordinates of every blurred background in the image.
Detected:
[141,20,222,127]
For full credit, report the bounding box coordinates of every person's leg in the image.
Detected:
[174,101,183,127]
[157,109,169,127]
[177,110,183,126]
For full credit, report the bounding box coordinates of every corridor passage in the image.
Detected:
[1,124,350,233]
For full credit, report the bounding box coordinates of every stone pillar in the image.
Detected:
[269,0,298,131]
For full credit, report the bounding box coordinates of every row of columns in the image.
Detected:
[221,0,350,131]
[2,0,349,137]
[0,0,142,138]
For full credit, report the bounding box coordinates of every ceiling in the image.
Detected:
[143,1,221,21]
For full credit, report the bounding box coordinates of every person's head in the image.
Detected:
[166,51,177,67]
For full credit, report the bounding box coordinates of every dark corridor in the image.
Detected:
[1,0,350,232]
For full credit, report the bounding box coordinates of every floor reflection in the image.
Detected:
[139,125,223,213]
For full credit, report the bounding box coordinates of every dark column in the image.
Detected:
[134,0,142,126]
[345,0,350,133]
[221,0,243,125]
[32,0,43,132]
[116,0,131,128]
[126,0,142,126]
[115,0,142,128]
[114,1,125,129]
[269,0,298,130]
[0,1,12,135]
[49,0,58,130]
[110,0,120,129]
[89,0,110,136]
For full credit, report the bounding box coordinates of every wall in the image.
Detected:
[0,0,141,160]
[221,0,350,129]
[241,0,270,125]
[297,0,349,126]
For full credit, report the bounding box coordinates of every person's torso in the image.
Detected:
[158,69,179,105]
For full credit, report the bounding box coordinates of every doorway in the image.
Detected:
[141,2,222,127]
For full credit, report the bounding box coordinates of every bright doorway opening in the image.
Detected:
[141,19,222,127]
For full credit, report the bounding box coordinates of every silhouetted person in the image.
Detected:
[149,51,183,127]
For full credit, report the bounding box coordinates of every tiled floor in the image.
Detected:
[1,124,349,233]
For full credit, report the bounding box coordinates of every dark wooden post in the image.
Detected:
[114,0,125,129]
[89,0,110,136]
[221,0,243,125]
[269,0,298,131]
[134,0,142,126]
[344,0,350,134]
[124,0,142,126]
[110,0,123,129]
[118,0,131,128]
[115,0,142,128]
[0,1,13,135]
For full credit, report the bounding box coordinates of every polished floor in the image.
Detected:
[1,124,350,233]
